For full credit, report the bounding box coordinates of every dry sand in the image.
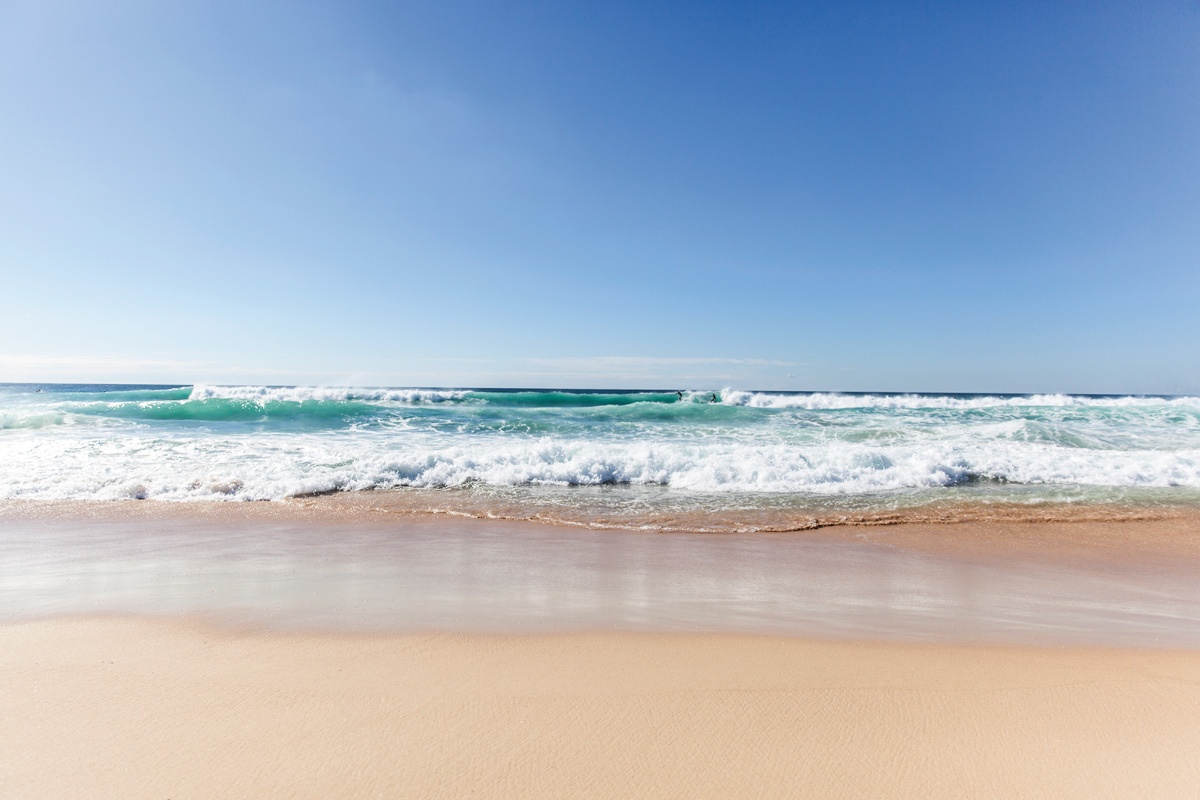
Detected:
[2,616,1199,799]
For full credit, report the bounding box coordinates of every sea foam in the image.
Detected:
[1,432,1198,502]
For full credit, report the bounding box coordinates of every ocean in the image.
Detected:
[2,383,1199,531]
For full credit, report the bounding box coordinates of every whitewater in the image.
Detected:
[2,383,1199,528]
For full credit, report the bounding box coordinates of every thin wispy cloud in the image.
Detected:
[0,354,207,376]
[525,356,799,370]
[0,354,328,385]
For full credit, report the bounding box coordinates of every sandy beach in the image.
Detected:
[3,617,1199,799]
[2,502,1199,797]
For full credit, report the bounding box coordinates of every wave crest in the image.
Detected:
[718,390,1200,410]
[187,385,469,404]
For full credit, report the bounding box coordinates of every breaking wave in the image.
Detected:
[2,435,1199,502]
[187,385,470,404]
[3,384,1200,514]
[718,390,1200,410]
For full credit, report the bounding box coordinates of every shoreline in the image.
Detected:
[3,616,1199,799]
[3,499,1198,646]
[4,487,1200,534]
[4,494,1200,565]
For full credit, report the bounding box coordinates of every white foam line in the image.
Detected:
[187,385,469,404]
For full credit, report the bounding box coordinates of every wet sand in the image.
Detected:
[2,500,1199,644]
[2,500,1199,797]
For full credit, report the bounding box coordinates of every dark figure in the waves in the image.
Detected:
[676,391,683,401]
[710,393,718,403]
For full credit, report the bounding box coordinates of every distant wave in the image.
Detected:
[718,390,1200,410]
[188,385,470,404]
[186,386,691,409]
[21,383,1198,412]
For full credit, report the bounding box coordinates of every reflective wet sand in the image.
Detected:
[3,501,1198,646]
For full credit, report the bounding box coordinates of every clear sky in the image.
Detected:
[1,1,1197,392]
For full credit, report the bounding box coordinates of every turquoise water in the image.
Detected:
[2,383,1199,528]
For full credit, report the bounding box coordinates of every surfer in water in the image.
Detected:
[710,393,718,403]
[676,391,683,401]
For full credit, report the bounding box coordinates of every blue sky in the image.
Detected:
[1,1,1197,392]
